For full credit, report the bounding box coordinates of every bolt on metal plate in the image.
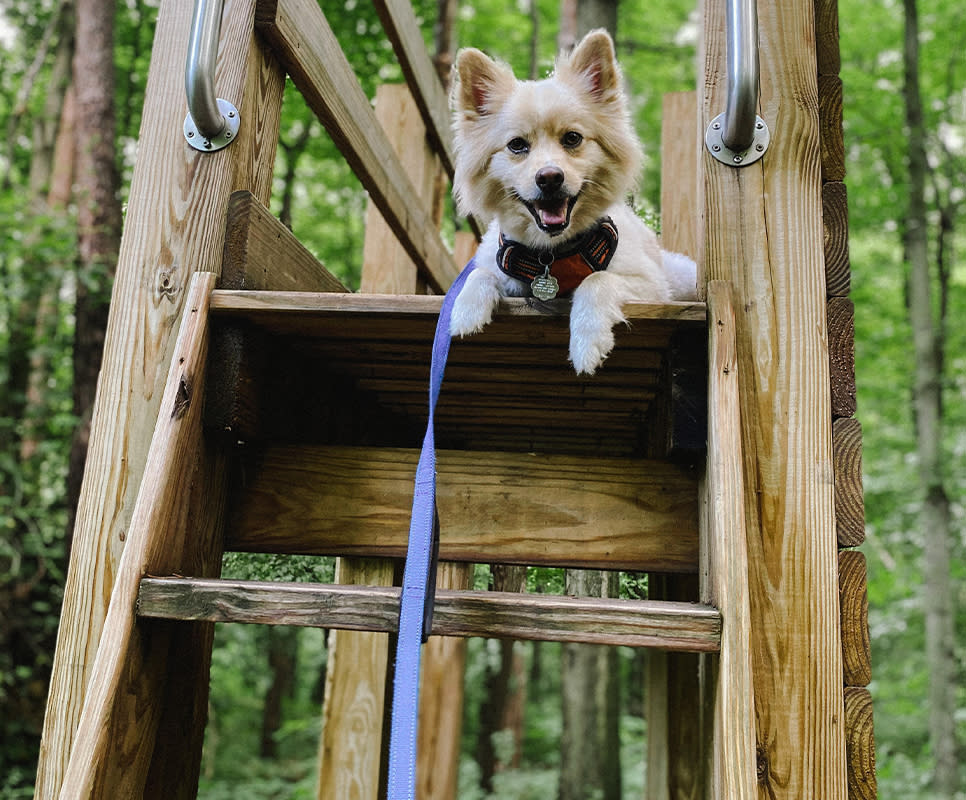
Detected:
[705,113,770,167]
[183,98,240,153]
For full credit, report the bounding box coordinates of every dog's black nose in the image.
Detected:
[535,166,565,194]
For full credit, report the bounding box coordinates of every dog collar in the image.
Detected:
[496,216,618,300]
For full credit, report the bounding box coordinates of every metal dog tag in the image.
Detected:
[531,267,559,301]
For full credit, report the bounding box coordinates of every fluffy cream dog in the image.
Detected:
[449,29,696,374]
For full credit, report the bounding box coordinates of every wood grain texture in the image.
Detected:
[221,190,347,291]
[838,551,871,687]
[136,577,723,650]
[828,297,857,418]
[58,273,217,799]
[814,0,842,77]
[255,0,459,292]
[703,282,757,798]
[818,75,846,182]
[36,3,284,795]
[317,558,395,800]
[823,181,851,297]
[833,417,865,547]
[701,0,847,794]
[225,445,700,571]
[843,687,877,800]
[661,91,700,262]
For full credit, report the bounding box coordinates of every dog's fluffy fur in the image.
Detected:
[449,30,696,374]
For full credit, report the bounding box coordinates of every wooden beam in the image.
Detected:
[843,687,877,800]
[833,417,865,547]
[35,2,284,795]
[828,297,857,418]
[137,577,723,651]
[255,0,460,292]
[700,0,848,794]
[823,181,850,297]
[838,550,871,687]
[58,273,217,798]
[372,0,455,177]
[221,190,347,291]
[703,282,757,798]
[225,445,700,572]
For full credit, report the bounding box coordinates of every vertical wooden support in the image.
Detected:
[35,1,284,796]
[58,272,218,798]
[702,282,756,799]
[318,83,470,800]
[700,0,848,796]
[647,90,703,800]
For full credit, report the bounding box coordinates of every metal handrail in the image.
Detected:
[183,0,239,152]
[706,0,769,166]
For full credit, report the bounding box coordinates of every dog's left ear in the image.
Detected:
[562,29,621,102]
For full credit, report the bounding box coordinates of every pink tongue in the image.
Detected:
[538,202,568,227]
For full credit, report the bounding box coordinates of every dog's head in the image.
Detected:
[451,30,643,248]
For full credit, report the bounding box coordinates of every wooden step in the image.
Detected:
[137,576,722,652]
[225,444,700,572]
[208,290,707,457]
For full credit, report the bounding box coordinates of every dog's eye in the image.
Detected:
[506,137,530,154]
[561,131,583,149]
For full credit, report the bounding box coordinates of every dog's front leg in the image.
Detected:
[568,271,638,374]
[450,266,503,337]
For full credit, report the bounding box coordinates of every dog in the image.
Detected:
[449,29,696,374]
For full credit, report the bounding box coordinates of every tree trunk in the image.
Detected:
[476,564,527,793]
[67,0,122,537]
[902,0,957,794]
[260,626,299,759]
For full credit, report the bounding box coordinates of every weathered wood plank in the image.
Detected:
[661,91,700,263]
[225,445,700,571]
[210,288,707,324]
[701,0,848,794]
[843,687,877,800]
[372,0,455,177]
[703,282,757,799]
[838,550,871,687]
[36,2,284,795]
[823,181,850,297]
[814,0,842,77]
[137,577,723,651]
[59,273,217,799]
[833,417,865,547]
[828,297,857,418]
[221,190,347,292]
[819,75,846,182]
[254,0,460,292]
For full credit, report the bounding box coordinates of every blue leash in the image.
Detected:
[386,259,476,799]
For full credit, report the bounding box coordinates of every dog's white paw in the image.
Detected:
[449,269,501,337]
[569,319,615,375]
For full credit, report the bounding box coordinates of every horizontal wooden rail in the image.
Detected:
[137,577,722,651]
[225,445,700,572]
[255,0,459,292]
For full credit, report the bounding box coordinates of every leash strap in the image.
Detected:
[386,259,476,799]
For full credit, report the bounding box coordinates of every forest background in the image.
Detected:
[0,0,963,798]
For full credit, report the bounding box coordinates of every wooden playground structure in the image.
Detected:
[35,0,874,797]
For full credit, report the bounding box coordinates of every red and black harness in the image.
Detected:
[496,216,618,300]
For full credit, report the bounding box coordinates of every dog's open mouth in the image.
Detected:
[523,194,578,236]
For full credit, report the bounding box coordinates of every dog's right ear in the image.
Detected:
[453,49,514,116]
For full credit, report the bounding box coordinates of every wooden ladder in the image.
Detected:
[56,194,756,796]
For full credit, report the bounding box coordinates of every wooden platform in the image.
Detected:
[208,290,707,457]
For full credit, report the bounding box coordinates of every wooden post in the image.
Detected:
[646,90,703,800]
[699,0,848,796]
[318,83,472,800]
[35,0,284,796]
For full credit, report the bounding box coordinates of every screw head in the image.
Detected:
[733,155,743,163]
[713,121,721,130]
[756,143,765,152]
[712,144,721,152]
